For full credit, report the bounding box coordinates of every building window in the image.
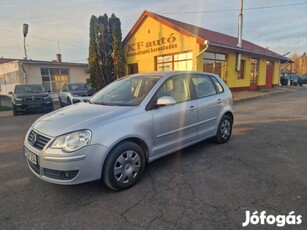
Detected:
[250,58,258,83]
[203,52,227,82]
[156,51,193,71]
[238,60,245,79]
[41,68,69,92]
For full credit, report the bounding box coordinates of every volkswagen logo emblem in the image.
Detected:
[29,132,37,146]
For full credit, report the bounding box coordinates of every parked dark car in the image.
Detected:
[282,74,301,86]
[298,75,307,86]
[10,84,53,115]
[58,83,95,107]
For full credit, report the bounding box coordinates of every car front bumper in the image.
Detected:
[24,131,109,185]
[14,101,53,112]
[71,96,92,104]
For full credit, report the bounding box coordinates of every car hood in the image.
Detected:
[32,103,137,137]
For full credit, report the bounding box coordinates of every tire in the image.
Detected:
[59,97,64,107]
[67,97,72,105]
[102,141,145,191]
[215,114,233,144]
[12,105,18,116]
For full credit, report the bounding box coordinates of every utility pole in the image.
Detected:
[236,0,243,72]
[23,23,29,60]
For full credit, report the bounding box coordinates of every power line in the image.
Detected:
[0,27,87,50]
[160,2,307,15]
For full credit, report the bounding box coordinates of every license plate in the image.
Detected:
[24,147,38,165]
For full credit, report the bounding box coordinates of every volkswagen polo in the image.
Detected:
[24,72,234,191]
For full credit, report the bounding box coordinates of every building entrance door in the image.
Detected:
[266,61,274,88]
[128,63,138,74]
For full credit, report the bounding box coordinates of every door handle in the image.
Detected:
[217,99,222,104]
[189,106,197,111]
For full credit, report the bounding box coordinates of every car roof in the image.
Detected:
[129,71,220,78]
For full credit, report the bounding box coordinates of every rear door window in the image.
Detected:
[191,75,217,98]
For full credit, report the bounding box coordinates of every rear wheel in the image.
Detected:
[215,114,233,144]
[102,142,145,191]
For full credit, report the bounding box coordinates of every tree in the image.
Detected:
[109,14,126,79]
[88,15,101,90]
[88,13,125,88]
[97,14,113,85]
[290,53,300,74]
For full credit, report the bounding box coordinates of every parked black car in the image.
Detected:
[10,84,53,115]
[298,75,307,86]
[281,74,301,86]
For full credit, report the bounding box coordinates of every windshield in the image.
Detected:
[68,83,92,91]
[15,85,46,94]
[90,75,161,106]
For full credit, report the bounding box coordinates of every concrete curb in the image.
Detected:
[233,87,297,103]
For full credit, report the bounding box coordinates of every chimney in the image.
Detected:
[56,54,62,63]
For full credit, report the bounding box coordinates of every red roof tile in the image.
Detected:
[124,11,287,61]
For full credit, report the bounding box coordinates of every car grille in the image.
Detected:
[28,130,51,150]
[43,169,79,180]
[24,97,43,101]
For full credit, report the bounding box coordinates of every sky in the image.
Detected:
[0,0,306,63]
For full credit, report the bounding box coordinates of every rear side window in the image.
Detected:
[210,76,224,93]
[192,75,217,98]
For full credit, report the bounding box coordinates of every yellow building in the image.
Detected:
[123,11,287,91]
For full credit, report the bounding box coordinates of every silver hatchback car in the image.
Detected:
[24,72,234,191]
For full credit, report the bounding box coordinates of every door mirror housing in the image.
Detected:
[8,91,13,95]
[156,96,176,107]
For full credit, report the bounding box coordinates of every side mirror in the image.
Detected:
[8,91,13,95]
[83,99,89,103]
[156,96,176,107]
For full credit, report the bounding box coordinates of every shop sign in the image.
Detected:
[127,33,178,57]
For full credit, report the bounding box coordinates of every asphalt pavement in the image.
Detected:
[0,87,306,229]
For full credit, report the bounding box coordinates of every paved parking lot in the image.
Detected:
[0,88,307,229]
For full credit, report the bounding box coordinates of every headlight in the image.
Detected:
[51,130,92,152]
[43,95,50,100]
[14,96,23,101]
[71,93,80,97]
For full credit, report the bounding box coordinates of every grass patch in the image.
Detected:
[0,105,12,111]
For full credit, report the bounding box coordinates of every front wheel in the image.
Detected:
[59,97,64,107]
[215,114,233,144]
[102,142,145,191]
[67,97,72,105]
[12,105,18,116]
